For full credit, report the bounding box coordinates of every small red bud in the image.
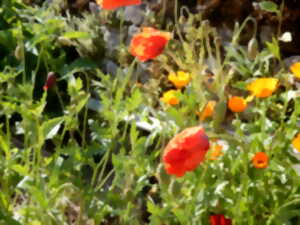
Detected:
[43,72,56,91]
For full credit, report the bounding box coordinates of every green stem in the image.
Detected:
[82,72,90,148]
[55,86,65,113]
[174,0,184,44]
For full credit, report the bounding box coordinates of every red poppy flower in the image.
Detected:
[163,126,210,177]
[96,0,141,10]
[210,215,232,225]
[43,72,56,91]
[129,27,171,62]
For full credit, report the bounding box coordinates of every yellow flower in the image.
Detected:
[292,133,300,152]
[198,100,216,121]
[161,90,179,105]
[290,62,300,78]
[209,144,224,160]
[168,71,191,89]
[228,96,247,113]
[247,78,279,98]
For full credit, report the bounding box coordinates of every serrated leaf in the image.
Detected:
[42,117,64,139]
[259,1,279,13]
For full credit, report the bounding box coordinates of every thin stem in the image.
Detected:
[5,115,11,160]
[174,0,184,44]
[82,72,90,148]
[95,168,115,191]
[55,86,65,113]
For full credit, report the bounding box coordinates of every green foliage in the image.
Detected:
[259,1,279,14]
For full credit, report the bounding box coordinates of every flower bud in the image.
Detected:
[168,179,181,197]
[213,100,227,131]
[43,72,56,91]
[156,163,171,185]
[247,38,258,60]
[57,37,73,46]
[14,45,24,60]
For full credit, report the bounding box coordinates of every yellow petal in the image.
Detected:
[290,62,300,78]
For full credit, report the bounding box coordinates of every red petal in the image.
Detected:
[162,126,210,177]
[210,215,221,225]
[184,150,206,171]
[102,0,141,10]
[220,215,232,225]
[165,162,186,177]
[163,148,188,164]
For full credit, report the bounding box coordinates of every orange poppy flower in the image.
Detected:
[210,215,232,225]
[199,101,216,121]
[163,126,210,177]
[96,0,141,10]
[160,90,179,105]
[292,133,300,152]
[129,27,171,62]
[247,78,278,98]
[228,96,247,113]
[252,152,269,169]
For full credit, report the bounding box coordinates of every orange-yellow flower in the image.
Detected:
[129,27,171,62]
[168,71,191,89]
[199,101,216,121]
[96,0,141,10]
[163,126,210,177]
[290,62,300,78]
[161,90,179,105]
[252,152,269,169]
[228,96,247,113]
[292,133,300,152]
[247,78,278,98]
[209,144,224,160]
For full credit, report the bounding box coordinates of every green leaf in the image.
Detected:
[266,37,281,60]
[42,117,64,140]
[147,201,161,215]
[62,31,91,39]
[0,29,15,49]
[259,1,279,13]
[11,164,29,176]
[60,58,98,77]
[0,133,9,156]
[74,93,90,113]
[0,210,22,225]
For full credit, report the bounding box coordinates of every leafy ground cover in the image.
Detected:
[1,0,300,224]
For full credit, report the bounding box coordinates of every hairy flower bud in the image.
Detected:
[43,72,56,91]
